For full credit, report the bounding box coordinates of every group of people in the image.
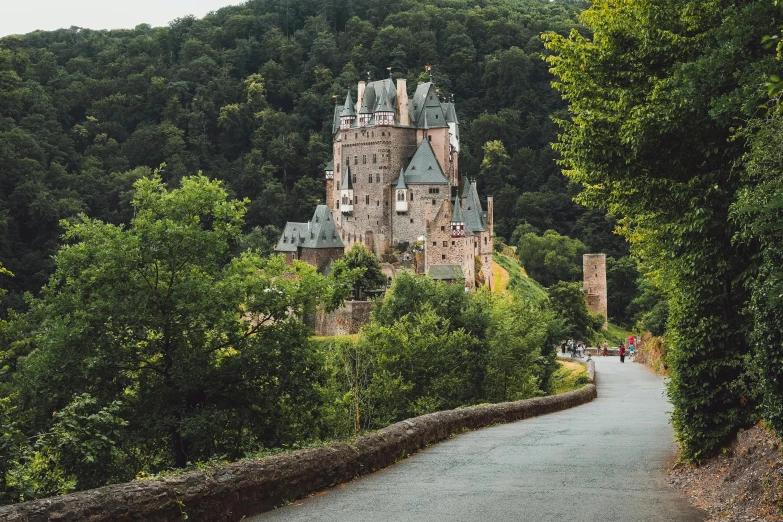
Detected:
[560,339,587,358]
[559,336,638,362]
[600,336,636,362]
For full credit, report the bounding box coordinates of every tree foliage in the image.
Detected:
[516,229,586,287]
[545,0,781,460]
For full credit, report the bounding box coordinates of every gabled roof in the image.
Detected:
[340,166,353,190]
[302,205,344,249]
[398,139,449,185]
[395,167,407,189]
[427,264,464,280]
[324,160,333,171]
[276,205,344,252]
[276,222,308,252]
[339,92,356,117]
[410,82,448,129]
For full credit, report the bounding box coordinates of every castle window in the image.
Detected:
[373,154,377,163]
[337,164,340,173]
[432,242,436,246]
[441,254,446,260]
[377,201,380,206]
[428,136,432,142]
[354,195,358,203]
[335,200,339,209]
[484,237,487,244]
[369,174,373,183]
[443,241,447,247]
[365,195,370,204]
[346,158,349,166]
[354,156,358,165]
[363,155,366,164]
[353,173,356,183]
[397,192,405,201]
[376,173,380,182]
[441,226,445,232]
[452,241,455,246]
[355,133,358,139]
[410,219,414,223]
[432,199,436,206]
[410,192,413,201]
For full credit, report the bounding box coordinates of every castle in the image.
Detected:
[276,77,494,290]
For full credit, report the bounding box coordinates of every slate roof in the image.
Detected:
[276,222,308,252]
[442,102,458,124]
[324,160,333,171]
[410,82,448,129]
[332,104,343,134]
[339,92,356,117]
[452,193,464,223]
[462,180,488,233]
[395,167,407,189]
[374,84,395,113]
[427,264,465,280]
[275,205,344,252]
[395,139,449,185]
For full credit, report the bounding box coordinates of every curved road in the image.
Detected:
[250,356,706,521]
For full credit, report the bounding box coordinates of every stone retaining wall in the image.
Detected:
[303,300,373,336]
[0,386,596,522]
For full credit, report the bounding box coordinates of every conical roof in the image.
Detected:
[395,167,407,189]
[374,85,395,113]
[452,193,464,223]
[359,89,372,114]
[340,91,356,117]
[341,166,353,190]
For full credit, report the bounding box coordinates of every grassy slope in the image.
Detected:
[551,360,590,394]
[492,253,548,303]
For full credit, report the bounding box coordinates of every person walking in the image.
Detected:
[619,343,626,363]
[629,342,635,359]
[602,341,609,357]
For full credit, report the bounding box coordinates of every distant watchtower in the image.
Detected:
[583,254,608,328]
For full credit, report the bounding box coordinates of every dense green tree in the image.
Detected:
[605,256,639,327]
[544,0,780,460]
[11,174,331,471]
[516,229,586,287]
[330,243,386,300]
[547,281,603,342]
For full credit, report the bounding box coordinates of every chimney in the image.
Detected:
[397,78,409,126]
[357,81,366,113]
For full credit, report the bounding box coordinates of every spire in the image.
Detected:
[452,193,464,223]
[374,85,394,113]
[395,167,407,189]
[340,91,356,117]
[341,166,353,190]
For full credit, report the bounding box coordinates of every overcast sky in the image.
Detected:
[1,0,242,37]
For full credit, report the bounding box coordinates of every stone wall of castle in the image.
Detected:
[392,184,449,247]
[333,126,417,255]
[583,253,608,326]
[300,247,344,273]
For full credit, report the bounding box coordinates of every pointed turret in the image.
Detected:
[374,85,394,126]
[395,167,408,213]
[358,92,372,127]
[340,166,354,214]
[451,193,465,237]
[339,91,356,129]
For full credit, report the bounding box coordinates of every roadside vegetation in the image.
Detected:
[551,360,590,395]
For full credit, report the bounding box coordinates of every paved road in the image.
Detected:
[250,356,707,522]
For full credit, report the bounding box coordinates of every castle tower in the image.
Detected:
[339,92,356,129]
[583,254,608,327]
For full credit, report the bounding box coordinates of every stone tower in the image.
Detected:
[583,254,607,327]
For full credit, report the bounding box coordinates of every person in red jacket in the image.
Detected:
[619,343,626,363]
